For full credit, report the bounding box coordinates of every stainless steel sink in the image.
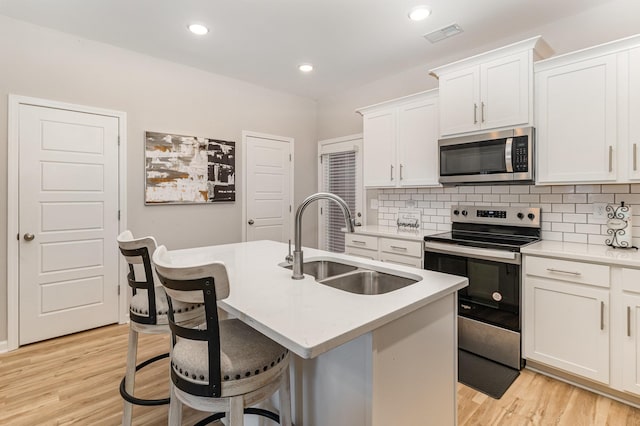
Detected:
[282,260,358,280]
[318,270,418,295]
[281,259,420,295]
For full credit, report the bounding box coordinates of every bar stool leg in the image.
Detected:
[229,395,245,426]
[122,326,139,426]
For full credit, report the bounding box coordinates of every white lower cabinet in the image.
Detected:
[622,268,640,395]
[524,276,610,384]
[345,233,423,268]
[524,255,640,399]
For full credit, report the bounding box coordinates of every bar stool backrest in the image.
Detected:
[117,230,161,325]
[153,245,230,398]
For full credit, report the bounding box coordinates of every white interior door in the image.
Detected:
[244,134,292,243]
[18,104,120,345]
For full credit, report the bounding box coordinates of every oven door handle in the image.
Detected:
[424,241,520,264]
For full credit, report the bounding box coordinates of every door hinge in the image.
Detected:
[118,136,120,146]
[17,233,20,241]
[289,205,292,213]
[320,207,323,215]
[118,210,121,221]
[320,156,323,164]
[289,153,292,162]
[118,285,121,296]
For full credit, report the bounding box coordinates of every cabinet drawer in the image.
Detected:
[345,234,378,250]
[622,268,640,293]
[525,256,610,288]
[379,252,423,268]
[345,246,378,261]
[379,238,422,258]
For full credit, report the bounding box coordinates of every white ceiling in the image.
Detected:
[0,0,618,100]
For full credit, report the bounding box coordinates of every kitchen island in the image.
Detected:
[164,240,467,425]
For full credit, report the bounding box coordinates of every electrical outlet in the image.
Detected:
[593,203,607,220]
[370,198,379,210]
[406,199,417,208]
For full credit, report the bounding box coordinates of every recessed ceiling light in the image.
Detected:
[188,24,209,35]
[298,64,314,73]
[408,6,431,21]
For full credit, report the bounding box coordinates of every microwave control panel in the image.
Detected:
[512,136,528,172]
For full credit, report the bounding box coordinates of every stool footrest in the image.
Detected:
[194,408,287,426]
[120,352,170,406]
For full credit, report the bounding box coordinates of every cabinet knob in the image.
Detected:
[248,219,255,225]
[23,233,35,241]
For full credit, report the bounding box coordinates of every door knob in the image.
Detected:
[23,233,35,241]
[248,219,255,225]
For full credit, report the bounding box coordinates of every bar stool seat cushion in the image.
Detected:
[171,319,288,388]
[130,286,202,324]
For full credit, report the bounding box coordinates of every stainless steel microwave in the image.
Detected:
[438,127,534,185]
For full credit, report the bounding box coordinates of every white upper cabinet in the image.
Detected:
[627,46,640,180]
[535,35,640,184]
[357,90,439,188]
[431,36,552,138]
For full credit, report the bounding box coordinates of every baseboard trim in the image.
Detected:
[526,361,640,409]
[0,340,9,353]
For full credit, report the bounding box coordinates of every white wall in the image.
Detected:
[0,15,318,343]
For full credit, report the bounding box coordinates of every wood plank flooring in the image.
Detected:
[1,323,639,425]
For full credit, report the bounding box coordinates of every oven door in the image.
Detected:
[424,242,521,332]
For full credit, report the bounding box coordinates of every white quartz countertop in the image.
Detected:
[347,225,440,241]
[164,240,467,359]
[522,240,640,268]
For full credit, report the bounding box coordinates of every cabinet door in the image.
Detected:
[622,292,640,395]
[363,109,397,187]
[536,54,618,183]
[524,276,610,384]
[439,66,480,136]
[628,47,640,180]
[397,97,439,187]
[481,51,530,130]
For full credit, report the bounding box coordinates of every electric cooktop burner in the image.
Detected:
[424,205,542,251]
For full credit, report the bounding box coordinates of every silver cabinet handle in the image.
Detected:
[600,301,605,331]
[390,164,394,181]
[352,240,367,245]
[248,219,255,225]
[400,164,403,180]
[390,245,407,251]
[473,103,478,124]
[629,306,632,337]
[481,102,485,123]
[634,144,637,171]
[23,233,35,241]
[546,268,581,276]
[609,146,613,172]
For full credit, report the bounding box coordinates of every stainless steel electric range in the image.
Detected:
[423,205,541,370]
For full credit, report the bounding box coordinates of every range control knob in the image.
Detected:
[517,212,524,220]
[453,209,460,216]
[462,210,468,216]
[528,213,536,220]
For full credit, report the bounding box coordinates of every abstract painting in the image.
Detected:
[145,131,236,204]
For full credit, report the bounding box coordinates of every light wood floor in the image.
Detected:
[1,324,639,425]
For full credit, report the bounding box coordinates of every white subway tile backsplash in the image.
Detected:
[576,184,601,193]
[540,194,562,203]
[376,184,638,245]
[551,185,575,194]
[564,233,588,243]
[563,193,587,203]
[530,186,552,194]
[563,213,587,223]
[602,184,629,193]
[552,204,575,213]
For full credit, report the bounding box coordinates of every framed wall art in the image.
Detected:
[145,131,236,204]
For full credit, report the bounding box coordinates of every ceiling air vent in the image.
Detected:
[424,24,464,43]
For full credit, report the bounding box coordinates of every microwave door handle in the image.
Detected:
[505,138,513,173]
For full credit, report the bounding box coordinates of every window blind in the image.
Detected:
[322,151,357,253]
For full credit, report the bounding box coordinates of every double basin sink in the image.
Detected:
[282,259,420,295]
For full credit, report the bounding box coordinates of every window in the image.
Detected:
[318,136,363,253]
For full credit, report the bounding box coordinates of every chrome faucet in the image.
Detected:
[290,192,355,279]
